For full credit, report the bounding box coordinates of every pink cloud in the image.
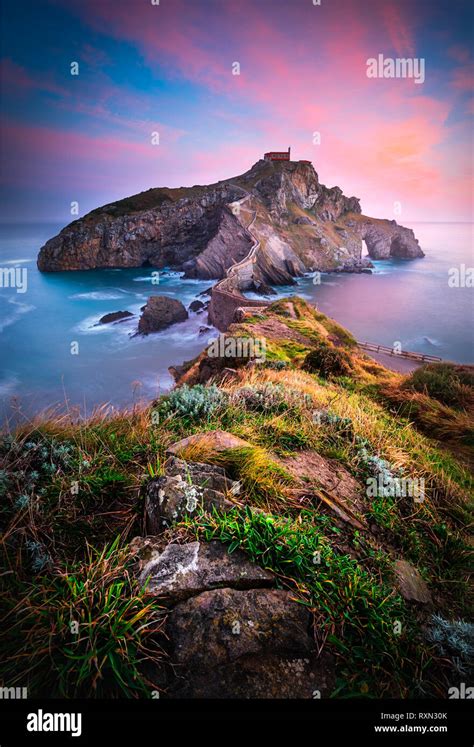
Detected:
[377,3,416,58]
[4,0,472,221]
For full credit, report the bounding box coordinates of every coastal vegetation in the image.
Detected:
[1,298,472,698]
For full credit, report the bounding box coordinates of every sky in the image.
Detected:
[0,0,473,223]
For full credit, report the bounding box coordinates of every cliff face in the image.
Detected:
[37,159,424,280]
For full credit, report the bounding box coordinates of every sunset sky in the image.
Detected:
[0,0,472,223]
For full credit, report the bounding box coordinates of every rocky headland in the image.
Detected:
[37,158,424,284]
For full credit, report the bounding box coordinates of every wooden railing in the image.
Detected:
[358,341,442,363]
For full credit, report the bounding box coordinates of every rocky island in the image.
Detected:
[37,157,424,283]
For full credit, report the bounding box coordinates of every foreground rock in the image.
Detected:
[145,473,236,534]
[98,310,133,324]
[133,540,274,601]
[166,430,251,458]
[138,296,188,334]
[394,560,432,604]
[166,587,334,698]
[280,450,367,530]
[188,299,205,312]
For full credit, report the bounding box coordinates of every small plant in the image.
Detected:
[159,384,227,420]
[231,383,312,413]
[427,615,474,676]
[302,341,352,378]
[147,457,165,478]
[262,360,289,370]
[25,539,52,573]
[231,383,286,412]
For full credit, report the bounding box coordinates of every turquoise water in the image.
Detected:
[0,223,215,420]
[0,222,473,420]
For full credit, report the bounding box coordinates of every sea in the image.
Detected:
[0,221,472,422]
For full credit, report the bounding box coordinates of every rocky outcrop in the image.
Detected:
[165,587,334,698]
[37,159,424,281]
[132,449,335,697]
[359,219,423,259]
[133,539,274,601]
[144,454,243,533]
[138,296,188,334]
[146,473,235,533]
[37,183,246,273]
[333,258,373,274]
[98,310,133,324]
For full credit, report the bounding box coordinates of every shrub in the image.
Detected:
[402,363,474,410]
[231,383,313,413]
[302,342,352,378]
[262,360,289,370]
[160,384,227,420]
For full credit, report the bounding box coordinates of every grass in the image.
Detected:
[1,537,166,698]
[183,505,426,697]
[402,362,474,411]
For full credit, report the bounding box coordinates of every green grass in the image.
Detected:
[183,505,428,697]
[0,537,166,698]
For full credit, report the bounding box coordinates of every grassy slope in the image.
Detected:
[0,298,472,698]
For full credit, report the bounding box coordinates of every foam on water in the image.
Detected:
[69,290,128,301]
[0,296,36,332]
[3,258,33,265]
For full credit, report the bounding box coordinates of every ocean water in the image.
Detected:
[247,223,474,363]
[0,222,472,421]
[0,223,216,421]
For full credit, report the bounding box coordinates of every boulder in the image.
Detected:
[189,300,205,312]
[138,296,188,335]
[166,587,334,698]
[394,560,432,603]
[134,540,274,601]
[164,456,232,493]
[145,471,236,534]
[166,430,252,458]
[98,310,133,324]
